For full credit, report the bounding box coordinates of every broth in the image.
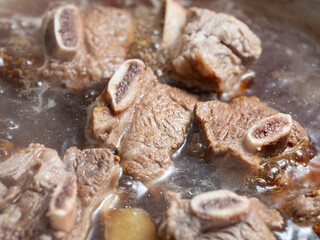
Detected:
[0,0,320,239]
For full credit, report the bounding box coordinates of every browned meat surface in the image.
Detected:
[0,144,68,240]
[163,0,261,98]
[119,82,198,181]
[281,189,320,225]
[195,96,312,176]
[160,190,283,240]
[61,147,120,239]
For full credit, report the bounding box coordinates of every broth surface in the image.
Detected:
[0,0,320,239]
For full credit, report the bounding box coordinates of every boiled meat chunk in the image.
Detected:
[89,59,198,181]
[195,97,312,175]
[60,147,120,239]
[160,190,283,240]
[162,0,261,98]
[40,5,133,89]
[0,144,68,239]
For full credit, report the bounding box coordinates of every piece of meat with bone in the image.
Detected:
[59,147,120,239]
[88,59,157,149]
[280,189,320,225]
[0,144,120,239]
[160,190,283,240]
[162,0,261,98]
[0,144,69,240]
[39,4,133,89]
[195,96,312,177]
[89,59,198,181]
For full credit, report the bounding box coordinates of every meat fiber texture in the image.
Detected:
[160,191,283,240]
[169,7,261,98]
[90,67,198,182]
[0,144,120,240]
[119,82,198,181]
[195,96,311,173]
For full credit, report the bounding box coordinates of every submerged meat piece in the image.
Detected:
[40,5,133,89]
[89,60,157,149]
[281,189,320,225]
[0,144,68,239]
[195,96,312,175]
[160,190,283,240]
[89,59,198,181]
[119,83,198,181]
[163,0,261,98]
[1,4,133,89]
[61,147,120,239]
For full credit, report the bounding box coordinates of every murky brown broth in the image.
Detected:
[0,0,320,239]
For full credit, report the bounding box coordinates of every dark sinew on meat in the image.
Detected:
[89,59,198,181]
[195,96,312,176]
[0,144,120,240]
[162,0,261,98]
[160,190,284,240]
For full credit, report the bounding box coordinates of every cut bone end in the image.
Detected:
[44,4,83,61]
[245,113,293,156]
[106,59,146,114]
[190,190,250,228]
[49,174,77,232]
[161,0,187,49]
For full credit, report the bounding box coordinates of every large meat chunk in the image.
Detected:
[1,4,133,89]
[0,144,68,240]
[162,0,261,98]
[119,82,198,181]
[60,147,120,239]
[39,4,133,89]
[195,97,312,175]
[160,190,283,240]
[89,59,198,181]
[0,144,120,239]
